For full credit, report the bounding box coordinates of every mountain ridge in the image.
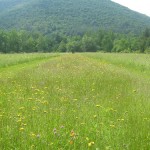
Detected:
[0,0,150,35]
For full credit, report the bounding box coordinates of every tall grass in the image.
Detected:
[0,53,59,68]
[84,53,150,77]
[0,53,150,149]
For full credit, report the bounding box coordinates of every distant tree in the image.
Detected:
[0,30,8,53]
[129,37,140,52]
[36,35,49,52]
[57,41,66,52]
[9,30,22,52]
[18,31,30,52]
[0,27,149,53]
[66,41,81,53]
[139,28,150,53]
[81,35,97,52]
[102,35,113,52]
[143,28,150,38]
[113,38,130,53]
[25,37,37,52]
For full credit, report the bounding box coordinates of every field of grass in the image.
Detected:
[0,53,150,150]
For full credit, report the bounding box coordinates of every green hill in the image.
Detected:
[0,0,150,35]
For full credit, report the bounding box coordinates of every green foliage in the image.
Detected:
[81,35,97,52]
[57,41,66,52]
[0,0,150,53]
[102,36,113,52]
[66,41,80,53]
[139,28,150,53]
[113,38,131,53]
[0,28,150,53]
[0,0,150,35]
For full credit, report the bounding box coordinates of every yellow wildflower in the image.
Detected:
[110,125,115,128]
[88,142,92,147]
[19,107,25,110]
[86,137,89,141]
[70,130,75,137]
[93,115,97,118]
[19,128,24,131]
[88,141,94,147]
[70,140,73,145]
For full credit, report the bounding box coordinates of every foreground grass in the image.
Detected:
[0,53,150,150]
[84,53,150,77]
[0,53,59,68]
[0,53,59,79]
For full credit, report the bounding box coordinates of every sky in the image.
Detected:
[111,0,150,17]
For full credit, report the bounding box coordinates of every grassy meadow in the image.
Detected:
[0,53,150,150]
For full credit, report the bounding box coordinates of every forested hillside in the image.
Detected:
[0,0,150,35]
[0,28,150,53]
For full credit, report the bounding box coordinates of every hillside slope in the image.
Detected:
[0,0,150,35]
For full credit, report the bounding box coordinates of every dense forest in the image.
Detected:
[0,28,150,53]
[0,0,150,35]
[0,0,150,53]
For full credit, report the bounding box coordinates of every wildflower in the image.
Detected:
[81,122,85,125]
[73,98,78,101]
[17,114,21,117]
[88,142,92,147]
[17,119,22,123]
[19,107,25,110]
[110,125,115,128]
[93,115,97,118]
[70,140,73,145]
[37,134,40,138]
[53,128,57,135]
[117,118,124,121]
[43,101,49,105]
[28,98,33,101]
[60,125,65,129]
[88,141,94,147]
[86,137,89,141]
[35,89,40,92]
[106,146,111,150]
[30,133,36,137]
[19,127,24,131]
[91,142,94,145]
[32,107,36,111]
[70,130,75,137]
[133,90,136,93]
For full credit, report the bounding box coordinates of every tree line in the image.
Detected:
[0,28,150,53]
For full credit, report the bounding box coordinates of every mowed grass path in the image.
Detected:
[0,53,150,150]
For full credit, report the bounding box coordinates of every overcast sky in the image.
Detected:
[111,0,150,17]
